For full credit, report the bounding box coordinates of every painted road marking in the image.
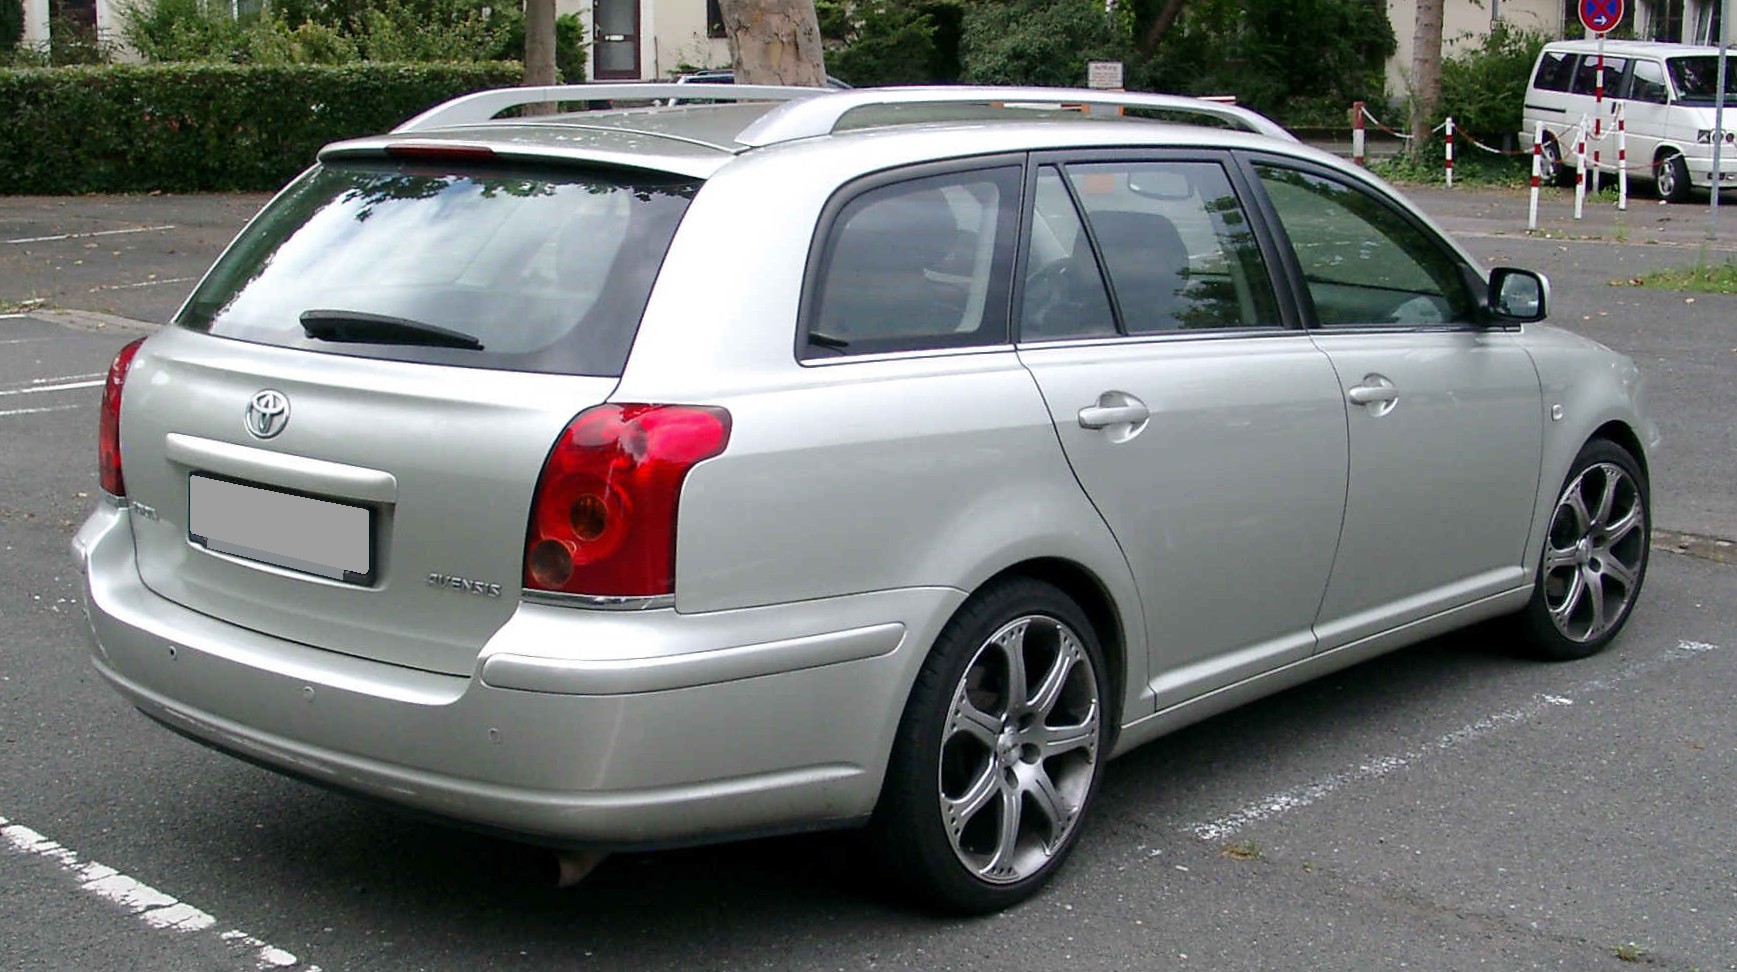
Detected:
[1185,639,1724,842]
[0,404,82,418]
[92,276,197,292]
[6,225,177,245]
[0,378,105,396]
[1,814,321,971]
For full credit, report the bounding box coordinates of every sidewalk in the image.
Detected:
[1393,183,1737,253]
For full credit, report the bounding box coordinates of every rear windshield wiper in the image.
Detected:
[299,309,484,350]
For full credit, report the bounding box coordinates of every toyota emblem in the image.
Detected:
[244,389,290,439]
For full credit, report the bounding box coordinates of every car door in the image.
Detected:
[1247,160,1544,651]
[1015,154,1349,713]
[1622,58,1673,173]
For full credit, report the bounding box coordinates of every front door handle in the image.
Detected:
[1078,401,1150,429]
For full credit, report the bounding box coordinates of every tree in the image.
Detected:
[1408,0,1443,151]
[1137,0,1188,57]
[523,0,556,114]
[718,0,827,86]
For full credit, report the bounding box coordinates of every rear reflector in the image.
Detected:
[524,404,730,599]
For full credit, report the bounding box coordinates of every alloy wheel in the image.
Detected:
[1541,461,1646,643]
[938,614,1100,885]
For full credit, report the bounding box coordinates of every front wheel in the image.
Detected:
[1656,152,1692,203]
[870,578,1109,913]
[1517,439,1650,660]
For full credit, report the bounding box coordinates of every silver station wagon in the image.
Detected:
[75,83,1657,913]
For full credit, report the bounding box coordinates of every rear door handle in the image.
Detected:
[1346,385,1398,405]
[1078,402,1150,429]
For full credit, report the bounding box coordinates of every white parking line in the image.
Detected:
[6,225,177,245]
[1,814,321,971]
[1184,639,1724,842]
[0,404,82,418]
[91,276,197,292]
[0,378,105,396]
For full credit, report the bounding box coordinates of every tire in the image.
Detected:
[870,578,1110,914]
[1540,137,1574,188]
[1517,439,1650,660]
[1656,152,1692,203]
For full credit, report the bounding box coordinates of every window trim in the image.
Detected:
[1013,147,1304,346]
[795,153,1028,365]
[1236,153,1493,335]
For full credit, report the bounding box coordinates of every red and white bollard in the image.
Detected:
[1574,114,1588,220]
[1529,121,1543,231]
[1617,101,1628,211]
[1352,100,1366,167]
[1444,117,1455,189]
[1592,45,1605,195]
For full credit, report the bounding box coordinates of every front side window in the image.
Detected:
[1043,160,1279,335]
[804,167,1020,358]
[1254,164,1475,328]
[176,160,699,376]
[1668,56,1737,102]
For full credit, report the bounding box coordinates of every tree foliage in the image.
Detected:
[1436,24,1548,147]
[1138,0,1393,123]
[819,0,939,86]
[958,0,1130,88]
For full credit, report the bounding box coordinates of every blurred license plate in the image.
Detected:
[188,474,372,583]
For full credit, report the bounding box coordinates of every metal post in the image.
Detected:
[1352,100,1366,167]
[1710,0,1730,240]
[1593,34,1605,195]
[1617,101,1629,211]
[1530,121,1544,230]
[1445,117,1455,188]
[1575,114,1588,220]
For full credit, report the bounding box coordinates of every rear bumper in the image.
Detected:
[74,503,960,847]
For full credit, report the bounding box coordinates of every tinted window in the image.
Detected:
[1020,166,1117,341]
[1533,51,1577,92]
[1570,56,1626,96]
[1063,161,1279,333]
[1630,59,1669,103]
[805,167,1020,358]
[1668,56,1737,102]
[176,161,698,376]
[1255,165,1475,327]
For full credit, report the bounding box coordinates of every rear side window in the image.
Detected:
[1630,59,1669,103]
[176,161,700,377]
[803,167,1021,359]
[1532,51,1576,92]
[1571,56,1626,96]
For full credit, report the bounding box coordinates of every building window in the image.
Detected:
[707,0,725,38]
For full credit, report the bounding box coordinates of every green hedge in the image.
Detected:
[0,61,523,194]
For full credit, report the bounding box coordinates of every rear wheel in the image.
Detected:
[1540,136,1574,188]
[1656,152,1692,203]
[1517,439,1650,660]
[871,578,1109,914]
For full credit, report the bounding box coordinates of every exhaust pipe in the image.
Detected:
[553,849,608,889]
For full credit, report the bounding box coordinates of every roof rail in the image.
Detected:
[733,86,1298,147]
[394,83,828,134]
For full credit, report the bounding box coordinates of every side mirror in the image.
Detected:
[1488,267,1548,323]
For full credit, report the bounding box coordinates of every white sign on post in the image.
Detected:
[1087,61,1124,90]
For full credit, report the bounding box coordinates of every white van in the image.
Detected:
[1522,40,1736,201]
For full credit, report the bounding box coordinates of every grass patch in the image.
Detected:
[1368,150,1531,189]
[1622,256,1737,294]
[1221,838,1262,861]
[1613,941,1646,962]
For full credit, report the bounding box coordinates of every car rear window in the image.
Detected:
[1532,50,1576,92]
[175,160,700,376]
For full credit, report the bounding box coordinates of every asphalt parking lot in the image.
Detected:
[2,183,1735,971]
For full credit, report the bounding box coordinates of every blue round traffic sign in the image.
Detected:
[1579,0,1624,33]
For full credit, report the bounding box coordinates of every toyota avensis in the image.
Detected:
[74,83,1656,913]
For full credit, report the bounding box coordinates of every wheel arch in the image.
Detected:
[974,557,1130,741]
[1590,419,1650,482]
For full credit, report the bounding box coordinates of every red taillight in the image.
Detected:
[524,404,731,599]
[98,338,146,497]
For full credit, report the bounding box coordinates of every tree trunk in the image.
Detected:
[523,0,557,115]
[718,0,827,87]
[1408,0,1444,153]
[1138,0,1189,58]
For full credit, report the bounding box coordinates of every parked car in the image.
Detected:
[1523,39,1737,201]
[76,82,1656,914]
